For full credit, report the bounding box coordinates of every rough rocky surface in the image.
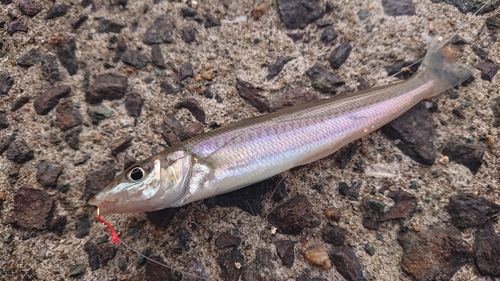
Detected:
[442,138,485,174]
[1,0,499,280]
[447,193,500,229]
[8,187,53,230]
[36,161,63,188]
[381,103,436,165]
[33,85,72,115]
[473,220,500,277]
[398,227,471,281]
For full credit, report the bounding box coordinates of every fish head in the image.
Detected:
[89,150,192,215]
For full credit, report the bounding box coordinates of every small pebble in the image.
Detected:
[301,241,332,269]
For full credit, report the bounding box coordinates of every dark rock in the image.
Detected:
[97,19,126,33]
[336,143,359,169]
[384,60,421,80]
[268,195,314,235]
[330,246,367,281]
[325,1,334,13]
[217,248,244,281]
[442,138,484,174]
[472,45,490,62]
[215,232,241,249]
[205,179,270,216]
[276,0,324,29]
[357,77,372,90]
[235,80,270,112]
[381,103,436,165]
[275,240,296,268]
[362,197,386,218]
[271,176,288,202]
[182,122,204,140]
[87,104,113,125]
[11,96,29,112]
[0,134,15,155]
[8,187,53,230]
[181,7,197,17]
[320,26,338,44]
[123,153,136,170]
[328,41,352,69]
[84,241,100,270]
[0,72,14,95]
[1,0,12,4]
[473,220,500,277]
[41,54,60,83]
[113,36,127,63]
[84,164,116,201]
[143,15,175,45]
[175,98,205,123]
[98,244,117,266]
[362,217,380,230]
[109,135,133,156]
[19,0,42,17]
[72,14,88,30]
[65,126,82,150]
[181,25,196,43]
[160,81,174,95]
[45,4,68,19]
[55,99,83,130]
[161,116,183,146]
[34,85,71,115]
[5,140,34,163]
[379,190,417,221]
[287,32,305,42]
[36,161,63,187]
[75,214,90,238]
[146,207,179,229]
[179,62,194,81]
[316,19,334,27]
[449,34,468,45]
[124,93,144,118]
[0,110,8,129]
[138,247,152,265]
[204,14,221,28]
[145,256,173,280]
[338,181,361,200]
[49,215,67,236]
[441,0,499,14]
[69,264,85,277]
[81,0,93,8]
[452,108,466,119]
[486,13,500,30]
[296,274,328,281]
[493,96,500,127]
[150,45,165,68]
[57,39,78,76]
[7,20,28,35]
[270,87,317,110]
[448,193,500,229]
[381,0,416,16]
[474,62,499,82]
[85,73,128,104]
[322,223,346,246]
[73,154,91,166]
[16,48,42,67]
[398,227,471,281]
[267,56,295,80]
[122,50,150,69]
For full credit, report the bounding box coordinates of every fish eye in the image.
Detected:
[128,167,145,181]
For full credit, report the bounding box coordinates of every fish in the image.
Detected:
[88,39,472,216]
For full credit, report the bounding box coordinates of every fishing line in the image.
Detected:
[97,209,210,281]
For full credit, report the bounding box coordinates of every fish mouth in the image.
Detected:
[88,193,102,207]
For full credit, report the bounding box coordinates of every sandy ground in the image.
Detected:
[0,0,499,280]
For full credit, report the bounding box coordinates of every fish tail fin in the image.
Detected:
[418,39,472,97]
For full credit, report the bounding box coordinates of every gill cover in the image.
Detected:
[89,150,192,214]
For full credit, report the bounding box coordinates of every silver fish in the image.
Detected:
[89,40,472,215]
